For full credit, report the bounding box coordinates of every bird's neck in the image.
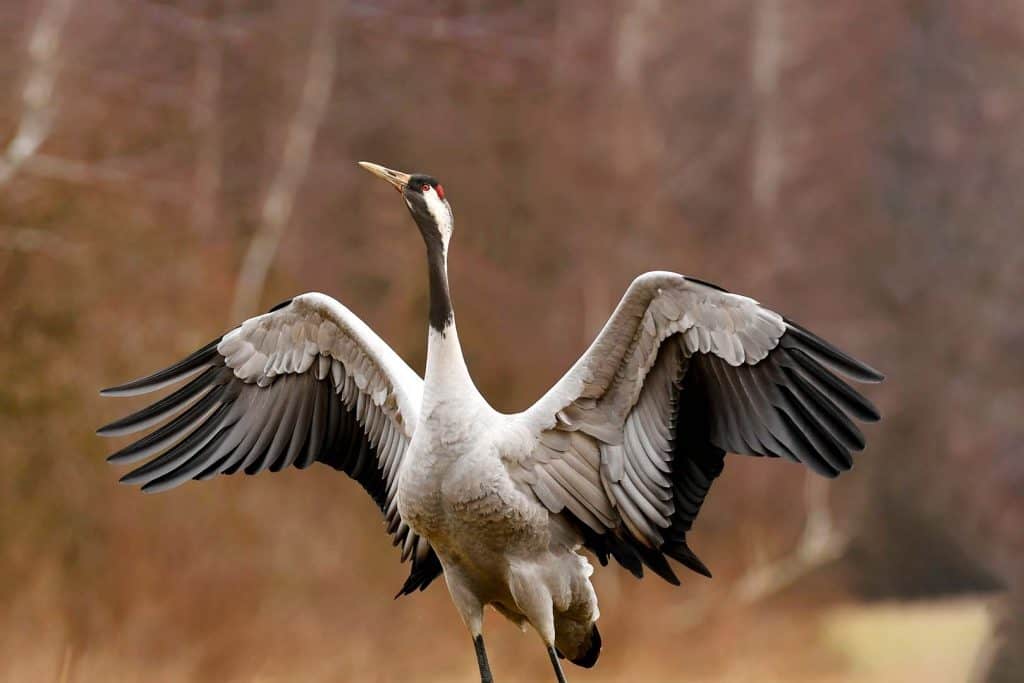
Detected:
[427,241,453,332]
[422,243,479,403]
[425,323,474,396]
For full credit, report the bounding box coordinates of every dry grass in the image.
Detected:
[0,559,994,683]
[822,598,993,682]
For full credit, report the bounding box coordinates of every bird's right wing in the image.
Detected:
[98,293,441,596]
[512,272,882,584]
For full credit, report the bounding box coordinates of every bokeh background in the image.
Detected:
[2,1,1022,681]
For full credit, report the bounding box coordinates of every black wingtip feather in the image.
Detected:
[100,337,223,396]
[395,548,443,598]
[783,319,885,383]
[97,366,226,437]
[781,384,853,472]
[141,427,235,494]
[104,381,227,464]
[787,347,881,422]
[634,541,681,585]
[118,392,231,484]
[783,365,866,451]
[664,542,713,578]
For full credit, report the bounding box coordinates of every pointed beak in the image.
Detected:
[358,161,411,192]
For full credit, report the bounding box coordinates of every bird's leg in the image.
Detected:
[507,572,567,682]
[444,565,493,681]
[546,645,568,683]
[474,634,494,683]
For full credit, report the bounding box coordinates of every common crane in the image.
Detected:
[99,161,883,682]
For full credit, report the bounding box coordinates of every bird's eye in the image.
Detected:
[421,184,431,193]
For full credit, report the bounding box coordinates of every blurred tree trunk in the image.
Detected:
[750,0,784,215]
[189,0,224,236]
[231,0,338,321]
[0,0,75,186]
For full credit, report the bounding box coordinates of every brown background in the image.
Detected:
[1,1,1021,681]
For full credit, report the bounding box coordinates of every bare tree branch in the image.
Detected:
[230,0,339,321]
[733,472,849,603]
[0,0,75,186]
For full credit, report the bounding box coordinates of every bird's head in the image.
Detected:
[358,161,453,254]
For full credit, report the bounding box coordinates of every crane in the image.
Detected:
[99,161,883,682]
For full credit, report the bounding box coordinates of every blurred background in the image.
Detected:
[1,1,1022,681]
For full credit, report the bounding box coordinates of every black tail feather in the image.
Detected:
[568,623,601,668]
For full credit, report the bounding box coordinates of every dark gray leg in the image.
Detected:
[474,634,494,683]
[546,645,568,683]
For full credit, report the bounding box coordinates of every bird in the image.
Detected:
[98,161,883,683]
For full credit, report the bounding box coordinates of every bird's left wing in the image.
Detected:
[512,271,882,584]
[98,293,441,595]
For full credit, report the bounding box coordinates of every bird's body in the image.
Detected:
[401,326,600,664]
[99,162,883,681]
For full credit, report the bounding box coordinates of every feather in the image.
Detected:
[101,337,221,397]
[97,366,227,437]
[106,382,228,464]
[121,401,234,485]
[787,347,880,422]
[611,480,664,547]
[781,320,884,383]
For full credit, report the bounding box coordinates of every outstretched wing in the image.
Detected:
[98,292,441,596]
[513,271,883,584]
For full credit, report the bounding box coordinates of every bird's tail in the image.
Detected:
[556,621,601,669]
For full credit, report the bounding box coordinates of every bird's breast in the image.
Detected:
[397,439,448,541]
[398,413,547,560]
[397,405,476,542]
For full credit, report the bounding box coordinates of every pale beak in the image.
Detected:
[358,161,411,192]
